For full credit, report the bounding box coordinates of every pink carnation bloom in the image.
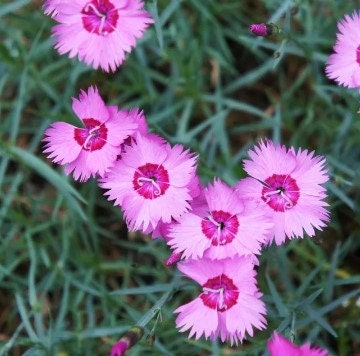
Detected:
[267,332,328,356]
[167,179,272,260]
[236,140,329,245]
[49,0,153,72]
[325,11,360,88]
[175,257,266,345]
[43,86,137,182]
[100,134,198,231]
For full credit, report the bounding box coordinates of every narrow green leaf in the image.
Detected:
[148,1,163,50]
[328,181,355,210]
[296,289,323,309]
[5,145,87,220]
[0,0,31,17]
[15,293,39,343]
[110,283,173,295]
[303,306,337,337]
[324,243,340,302]
[296,266,321,297]
[266,274,288,317]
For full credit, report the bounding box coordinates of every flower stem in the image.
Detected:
[137,272,181,328]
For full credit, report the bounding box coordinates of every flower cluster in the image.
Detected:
[165,141,329,344]
[43,85,330,346]
[41,1,334,354]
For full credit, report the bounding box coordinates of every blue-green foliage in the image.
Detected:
[0,0,359,354]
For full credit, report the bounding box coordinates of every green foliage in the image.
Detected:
[0,0,359,354]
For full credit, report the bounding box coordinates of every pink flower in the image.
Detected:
[325,11,360,88]
[267,332,328,356]
[43,86,138,182]
[174,257,266,345]
[100,134,198,231]
[49,0,153,72]
[236,140,329,245]
[167,179,272,260]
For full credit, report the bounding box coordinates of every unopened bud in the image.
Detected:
[166,252,182,266]
[110,326,144,356]
[147,331,156,346]
[249,23,280,37]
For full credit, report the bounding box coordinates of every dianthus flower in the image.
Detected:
[43,86,138,182]
[236,140,329,245]
[167,179,272,260]
[48,0,153,72]
[267,332,328,356]
[325,11,360,88]
[100,134,198,231]
[175,257,266,345]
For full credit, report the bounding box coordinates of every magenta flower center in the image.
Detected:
[81,0,119,36]
[201,210,239,246]
[200,274,239,312]
[74,118,107,151]
[356,45,360,64]
[261,174,300,212]
[133,163,170,200]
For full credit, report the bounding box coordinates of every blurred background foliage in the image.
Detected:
[0,0,359,355]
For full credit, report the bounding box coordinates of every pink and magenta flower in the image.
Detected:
[174,257,266,345]
[325,11,360,88]
[267,332,328,356]
[100,134,198,231]
[43,86,138,182]
[167,179,272,260]
[236,140,329,245]
[49,0,153,72]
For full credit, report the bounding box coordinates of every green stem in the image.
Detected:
[136,271,181,328]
